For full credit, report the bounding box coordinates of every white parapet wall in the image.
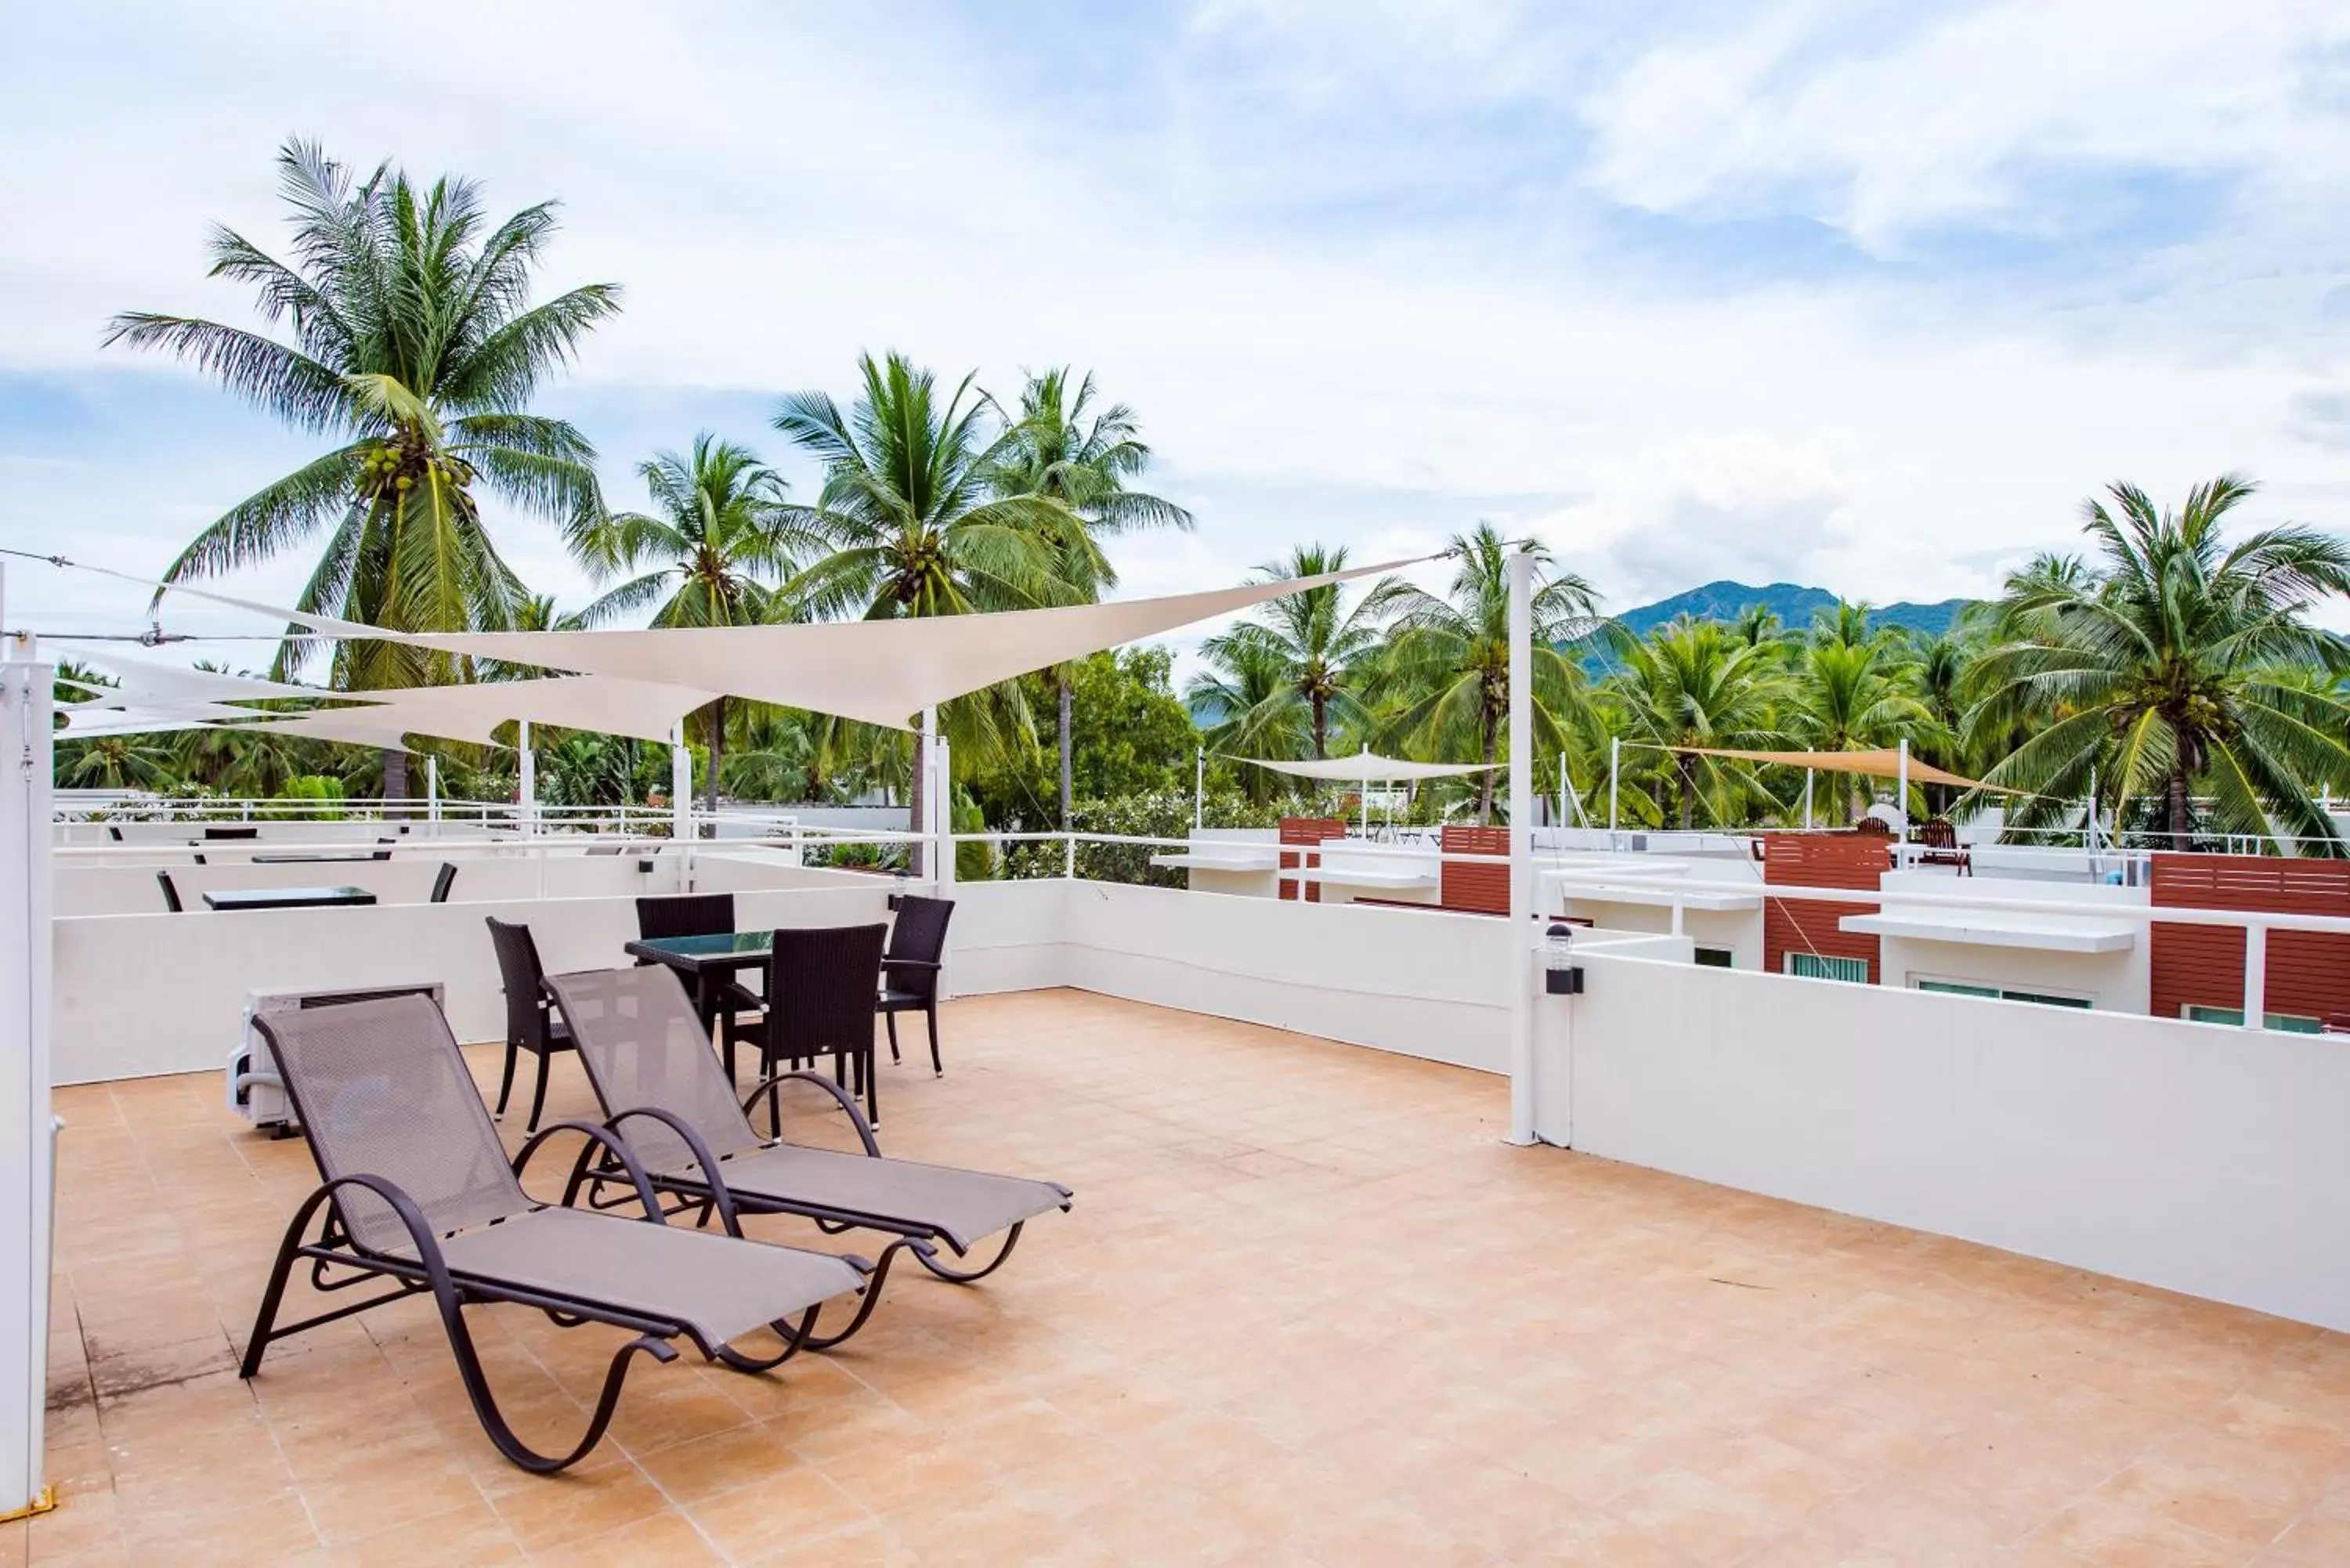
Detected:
[1548,949,2350,1333]
[52,870,891,1084]
[955,879,1515,1073]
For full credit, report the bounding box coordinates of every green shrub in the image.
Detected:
[1002,791,1282,885]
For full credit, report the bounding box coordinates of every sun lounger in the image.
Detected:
[547,965,1072,1298]
[239,992,871,1472]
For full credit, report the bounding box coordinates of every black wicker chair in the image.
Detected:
[877,895,954,1077]
[156,871,183,913]
[636,893,762,1040]
[724,924,888,1129]
[484,916,575,1133]
[429,862,458,903]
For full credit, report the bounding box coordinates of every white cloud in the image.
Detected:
[3,0,2348,664]
[1581,0,2350,251]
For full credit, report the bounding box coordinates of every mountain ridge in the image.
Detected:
[1612,580,1973,640]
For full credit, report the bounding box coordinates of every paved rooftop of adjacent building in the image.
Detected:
[16,988,2350,1566]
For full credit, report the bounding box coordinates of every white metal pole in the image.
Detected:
[1558,755,1567,832]
[1506,550,1536,1147]
[2243,919,2268,1031]
[1896,739,1911,865]
[933,732,955,896]
[426,753,440,827]
[516,721,534,836]
[669,722,691,844]
[1360,752,1370,838]
[1607,736,1621,835]
[1804,768,1814,830]
[1194,746,1204,831]
[1,609,57,1520]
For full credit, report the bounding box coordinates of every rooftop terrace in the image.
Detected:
[20,988,2350,1566]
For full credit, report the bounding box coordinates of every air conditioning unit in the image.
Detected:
[228,981,446,1136]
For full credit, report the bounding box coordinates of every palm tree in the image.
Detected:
[1185,634,1314,801]
[1604,617,1789,829]
[577,435,799,815]
[61,735,178,791]
[1192,544,1400,782]
[773,352,1086,870]
[985,368,1193,826]
[104,139,616,800]
[1964,475,2350,852]
[1784,639,1936,822]
[1374,526,1606,823]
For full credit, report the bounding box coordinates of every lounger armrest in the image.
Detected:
[605,1106,747,1239]
[512,1119,667,1222]
[741,1071,883,1158]
[307,1172,460,1292]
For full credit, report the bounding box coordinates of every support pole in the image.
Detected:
[1506,549,1536,1147]
[932,732,955,896]
[1803,768,1814,830]
[517,721,534,836]
[669,722,691,844]
[1558,755,1567,833]
[1,604,57,1520]
[1194,746,1204,830]
[1896,739,1911,865]
[1607,736,1621,836]
[2243,921,2268,1031]
[426,754,440,827]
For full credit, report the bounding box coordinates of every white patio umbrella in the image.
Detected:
[1238,749,1502,835]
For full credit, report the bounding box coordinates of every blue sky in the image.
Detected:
[5,0,2349,659]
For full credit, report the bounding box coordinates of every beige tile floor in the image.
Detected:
[13,987,2350,1566]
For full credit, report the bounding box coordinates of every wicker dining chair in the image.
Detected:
[483,916,575,1133]
[725,924,888,1128]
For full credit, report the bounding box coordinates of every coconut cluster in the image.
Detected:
[357,442,476,502]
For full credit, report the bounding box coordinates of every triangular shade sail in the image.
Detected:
[330,675,717,747]
[52,644,349,706]
[1655,744,2012,793]
[1240,750,1502,782]
[57,704,255,737]
[157,557,1430,730]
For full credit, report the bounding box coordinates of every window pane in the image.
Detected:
[2185,1006,2322,1032]
[1694,948,1734,969]
[1788,953,1867,984]
[2003,991,2091,1010]
[1916,980,1998,999]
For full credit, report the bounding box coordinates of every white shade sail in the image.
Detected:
[1240,750,1502,782]
[334,675,717,747]
[56,704,255,737]
[157,557,1430,730]
[51,645,349,707]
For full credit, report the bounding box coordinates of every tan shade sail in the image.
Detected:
[157,557,1432,730]
[1240,750,1501,782]
[1651,744,2013,793]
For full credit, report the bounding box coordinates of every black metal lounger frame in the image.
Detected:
[576,1068,1071,1290]
[241,1109,874,1472]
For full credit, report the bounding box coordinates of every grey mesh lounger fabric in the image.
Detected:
[548,965,1072,1272]
[240,992,869,1472]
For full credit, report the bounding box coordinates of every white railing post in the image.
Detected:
[2243,920,2268,1031]
[1506,548,1536,1147]
[0,610,56,1521]
[1064,829,1076,880]
[426,753,440,828]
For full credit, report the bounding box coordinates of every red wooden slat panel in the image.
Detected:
[1440,825,1511,914]
[1758,833,1884,981]
[2149,854,2350,1024]
[1278,817,1344,903]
